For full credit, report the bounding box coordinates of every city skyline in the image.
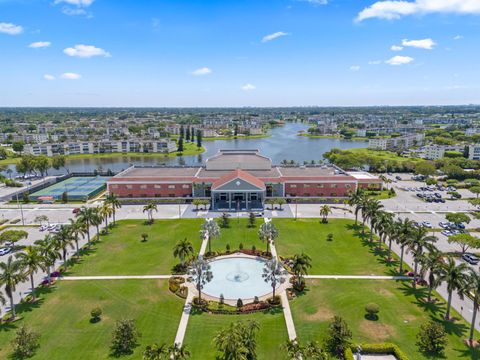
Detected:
[1,0,480,107]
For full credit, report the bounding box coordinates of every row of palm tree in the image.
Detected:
[348,189,480,344]
[0,194,122,320]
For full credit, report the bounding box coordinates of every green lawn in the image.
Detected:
[291,279,480,359]
[70,219,203,275]
[209,218,267,254]
[184,309,288,359]
[0,280,183,360]
[274,218,397,275]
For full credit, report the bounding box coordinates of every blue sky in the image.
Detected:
[1,0,479,107]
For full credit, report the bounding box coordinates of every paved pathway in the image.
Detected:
[61,275,173,280]
[198,218,212,257]
[280,290,297,341]
[174,291,194,346]
[305,275,410,280]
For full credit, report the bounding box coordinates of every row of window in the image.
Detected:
[288,183,352,189]
[110,184,190,190]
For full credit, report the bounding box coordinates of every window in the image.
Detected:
[304,184,310,188]
[126,185,132,190]
[140,185,147,189]
[154,185,162,189]
[330,184,337,188]
[168,185,175,189]
[303,193,310,197]
[290,184,297,188]
[182,184,190,189]
[330,193,336,197]
[317,184,324,188]
[110,185,118,189]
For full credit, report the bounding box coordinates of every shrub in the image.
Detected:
[90,307,102,323]
[141,233,148,242]
[365,303,380,320]
[252,245,256,252]
[110,319,140,356]
[325,316,352,357]
[239,242,244,250]
[226,244,231,253]
[327,233,333,242]
[416,320,447,355]
[11,325,40,359]
[219,294,224,305]
[253,296,259,304]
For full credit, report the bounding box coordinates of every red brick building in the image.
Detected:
[107,150,382,210]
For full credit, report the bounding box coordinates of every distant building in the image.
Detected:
[468,144,480,160]
[419,144,465,160]
[368,134,425,151]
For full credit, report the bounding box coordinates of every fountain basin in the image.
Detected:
[202,255,278,300]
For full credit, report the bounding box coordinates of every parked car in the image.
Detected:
[441,230,452,236]
[72,208,81,214]
[434,193,442,198]
[39,224,48,232]
[395,176,401,180]
[422,221,432,228]
[0,247,12,256]
[253,212,264,217]
[462,253,480,265]
[439,222,449,228]
[47,224,57,231]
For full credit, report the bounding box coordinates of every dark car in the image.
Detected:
[462,253,480,265]
[434,193,442,198]
[72,208,81,214]
[395,176,401,180]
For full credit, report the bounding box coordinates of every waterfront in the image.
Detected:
[9,123,367,175]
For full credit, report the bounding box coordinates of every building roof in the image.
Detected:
[211,169,266,190]
[206,149,272,171]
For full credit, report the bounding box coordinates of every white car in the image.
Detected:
[0,247,12,256]
[39,224,48,232]
[422,221,432,228]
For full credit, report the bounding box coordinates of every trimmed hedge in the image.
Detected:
[344,343,409,360]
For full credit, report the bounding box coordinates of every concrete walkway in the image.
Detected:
[280,290,297,341]
[174,291,194,346]
[61,275,173,281]
[198,218,213,256]
[305,275,410,280]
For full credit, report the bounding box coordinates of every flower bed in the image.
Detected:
[192,297,282,315]
[168,276,188,298]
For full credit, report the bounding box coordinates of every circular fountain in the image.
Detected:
[202,256,278,301]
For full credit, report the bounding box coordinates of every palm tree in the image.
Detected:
[0,290,6,324]
[283,340,303,360]
[408,226,437,288]
[99,202,114,234]
[262,259,287,299]
[419,246,444,303]
[374,211,394,250]
[34,235,60,286]
[143,343,168,359]
[385,218,400,261]
[15,246,45,301]
[258,222,279,254]
[143,201,158,223]
[173,238,194,267]
[76,206,96,245]
[465,269,480,344]
[105,193,121,225]
[91,207,103,241]
[0,256,27,319]
[396,218,415,274]
[168,343,190,359]
[348,188,364,225]
[200,219,221,255]
[290,253,312,288]
[53,225,75,267]
[363,198,384,242]
[213,322,248,359]
[439,256,469,320]
[319,205,332,223]
[69,218,86,258]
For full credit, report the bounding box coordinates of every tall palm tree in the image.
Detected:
[213,322,248,360]
[396,218,415,274]
[0,256,27,319]
[348,188,364,225]
[34,235,60,286]
[258,222,279,254]
[290,253,312,288]
[105,193,122,225]
[53,225,75,267]
[408,226,437,288]
[465,269,480,344]
[76,206,96,245]
[319,205,332,223]
[168,343,191,359]
[15,246,45,301]
[69,218,86,258]
[143,201,158,223]
[91,207,103,241]
[359,196,370,238]
[439,256,469,320]
[173,238,194,267]
[363,198,384,243]
[374,211,394,250]
[419,246,444,303]
[99,202,114,234]
[200,219,221,255]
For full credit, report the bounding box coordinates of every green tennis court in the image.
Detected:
[30,176,110,201]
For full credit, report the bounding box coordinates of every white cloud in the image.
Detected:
[191,67,212,76]
[241,84,256,91]
[64,44,110,58]
[356,0,480,22]
[262,31,289,43]
[55,0,94,6]
[350,65,360,71]
[454,34,464,40]
[43,74,55,81]
[0,22,23,35]
[368,60,382,65]
[61,72,82,80]
[29,41,51,49]
[402,38,436,49]
[385,55,414,65]
[62,7,88,16]
[391,45,404,51]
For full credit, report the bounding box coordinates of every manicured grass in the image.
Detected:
[291,279,480,359]
[274,218,397,275]
[70,219,203,275]
[0,280,183,360]
[184,309,288,359]
[209,218,267,254]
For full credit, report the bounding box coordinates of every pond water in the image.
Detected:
[9,123,366,175]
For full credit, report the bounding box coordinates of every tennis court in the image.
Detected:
[30,176,110,201]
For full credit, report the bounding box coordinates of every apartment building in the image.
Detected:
[368,134,425,151]
[418,144,465,160]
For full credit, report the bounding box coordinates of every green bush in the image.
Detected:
[90,307,102,322]
[365,303,380,320]
[344,343,409,360]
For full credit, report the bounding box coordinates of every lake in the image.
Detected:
[11,123,367,175]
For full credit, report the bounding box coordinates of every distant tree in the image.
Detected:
[365,303,380,320]
[258,221,278,253]
[189,258,213,303]
[262,259,287,299]
[11,325,40,359]
[248,212,256,228]
[173,238,194,267]
[324,316,352,357]
[22,191,30,203]
[110,319,140,356]
[186,126,191,141]
[319,205,332,223]
[191,128,195,143]
[179,125,185,138]
[61,191,68,204]
[12,141,24,153]
[192,198,202,211]
[445,212,470,227]
[447,233,480,254]
[34,155,50,177]
[416,320,447,355]
[177,137,184,152]
[196,130,202,148]
[51,155,69,174]
[414,161,436,178]
[0,229,29,246]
